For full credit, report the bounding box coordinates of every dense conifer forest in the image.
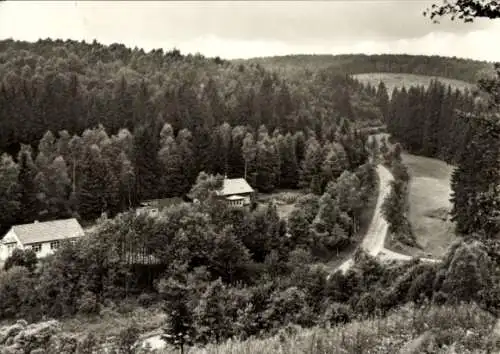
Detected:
[0,38,384,234]
[385,69,500,240]
[386,79,478,163]
[238,53,495,83]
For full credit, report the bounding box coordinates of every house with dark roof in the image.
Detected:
[216,177,255,208]
[0,218,85,260]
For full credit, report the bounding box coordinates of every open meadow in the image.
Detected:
[401,152,458,258]
[354,72,476,95]
[374,133,458,258]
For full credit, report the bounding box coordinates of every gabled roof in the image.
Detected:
[7,218,85,245]
[2,230,19,244]
[217,178,254,196]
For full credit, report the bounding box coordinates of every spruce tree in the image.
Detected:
[299,137,323,194]
[209,226,251,284]
[0,153,20,234]
[161,277,195,354]
[255,134,280,193]
[241,132,257,182]
[158,136,187,197]
[46,156,72,218]
[376,81,390,120]
[133,124,160,201]
[450,111,500,238]
[424,1,500,240]
[177,129,196,189]
[77,145,119,220]
[17,146,39,223]
[194,278,232,344]
[278,133,299,188]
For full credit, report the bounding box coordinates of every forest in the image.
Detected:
[0,6,499,349]
[0,38,385,235]
[238,53,495,83]
[1,38,494,235]
[385,71,500,239]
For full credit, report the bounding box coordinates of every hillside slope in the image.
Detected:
[186,303,497,354]
[353,72,476,94]
[0,303,497,353]
[402,153,458,258]
[237,53,495,83]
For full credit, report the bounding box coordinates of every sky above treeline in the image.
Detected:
[1,1,499,62]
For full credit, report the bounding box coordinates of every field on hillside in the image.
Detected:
[354,72,476,95]
[401,152,458,258]
[237,54,494,84]
[374,133,458,258]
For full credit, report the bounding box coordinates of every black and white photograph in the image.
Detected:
[0,0,498,352]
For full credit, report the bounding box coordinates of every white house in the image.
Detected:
[216,178,255,207]
[0,218,85,261]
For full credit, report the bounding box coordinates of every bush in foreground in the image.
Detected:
[186,302,497,354]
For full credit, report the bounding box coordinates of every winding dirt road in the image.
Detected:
[335,163,438,274]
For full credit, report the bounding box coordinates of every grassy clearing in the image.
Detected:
[185,303,496,354]
[256,189,305,220]
[60,302,166,343]
[377,134,458,258]
[353,72,475,95]
[396,153,458,258]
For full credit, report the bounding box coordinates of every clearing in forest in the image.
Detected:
[401,152,458,258]
[353,72,475,95]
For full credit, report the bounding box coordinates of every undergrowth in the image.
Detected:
[183,303,496,354]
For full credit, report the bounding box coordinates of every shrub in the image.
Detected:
[76,333,99,354]
[3,248,38,272]
[117,323,140,354]
[77,291,100,315]
[321,302,352,327]
[0,266,38,321]
[137,292,158,308]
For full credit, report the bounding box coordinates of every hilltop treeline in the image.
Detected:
[241,53,495,83]
[0,38,383,156]
[0,39,384,233]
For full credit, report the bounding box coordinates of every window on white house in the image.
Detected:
[31,243,42,253]
[7,243,16,253]
[50,241,60,250]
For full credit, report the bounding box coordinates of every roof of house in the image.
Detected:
[217,178,254,196]
[8,218,85,245]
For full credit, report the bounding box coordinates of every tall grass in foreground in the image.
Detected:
[179,303,496,354]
